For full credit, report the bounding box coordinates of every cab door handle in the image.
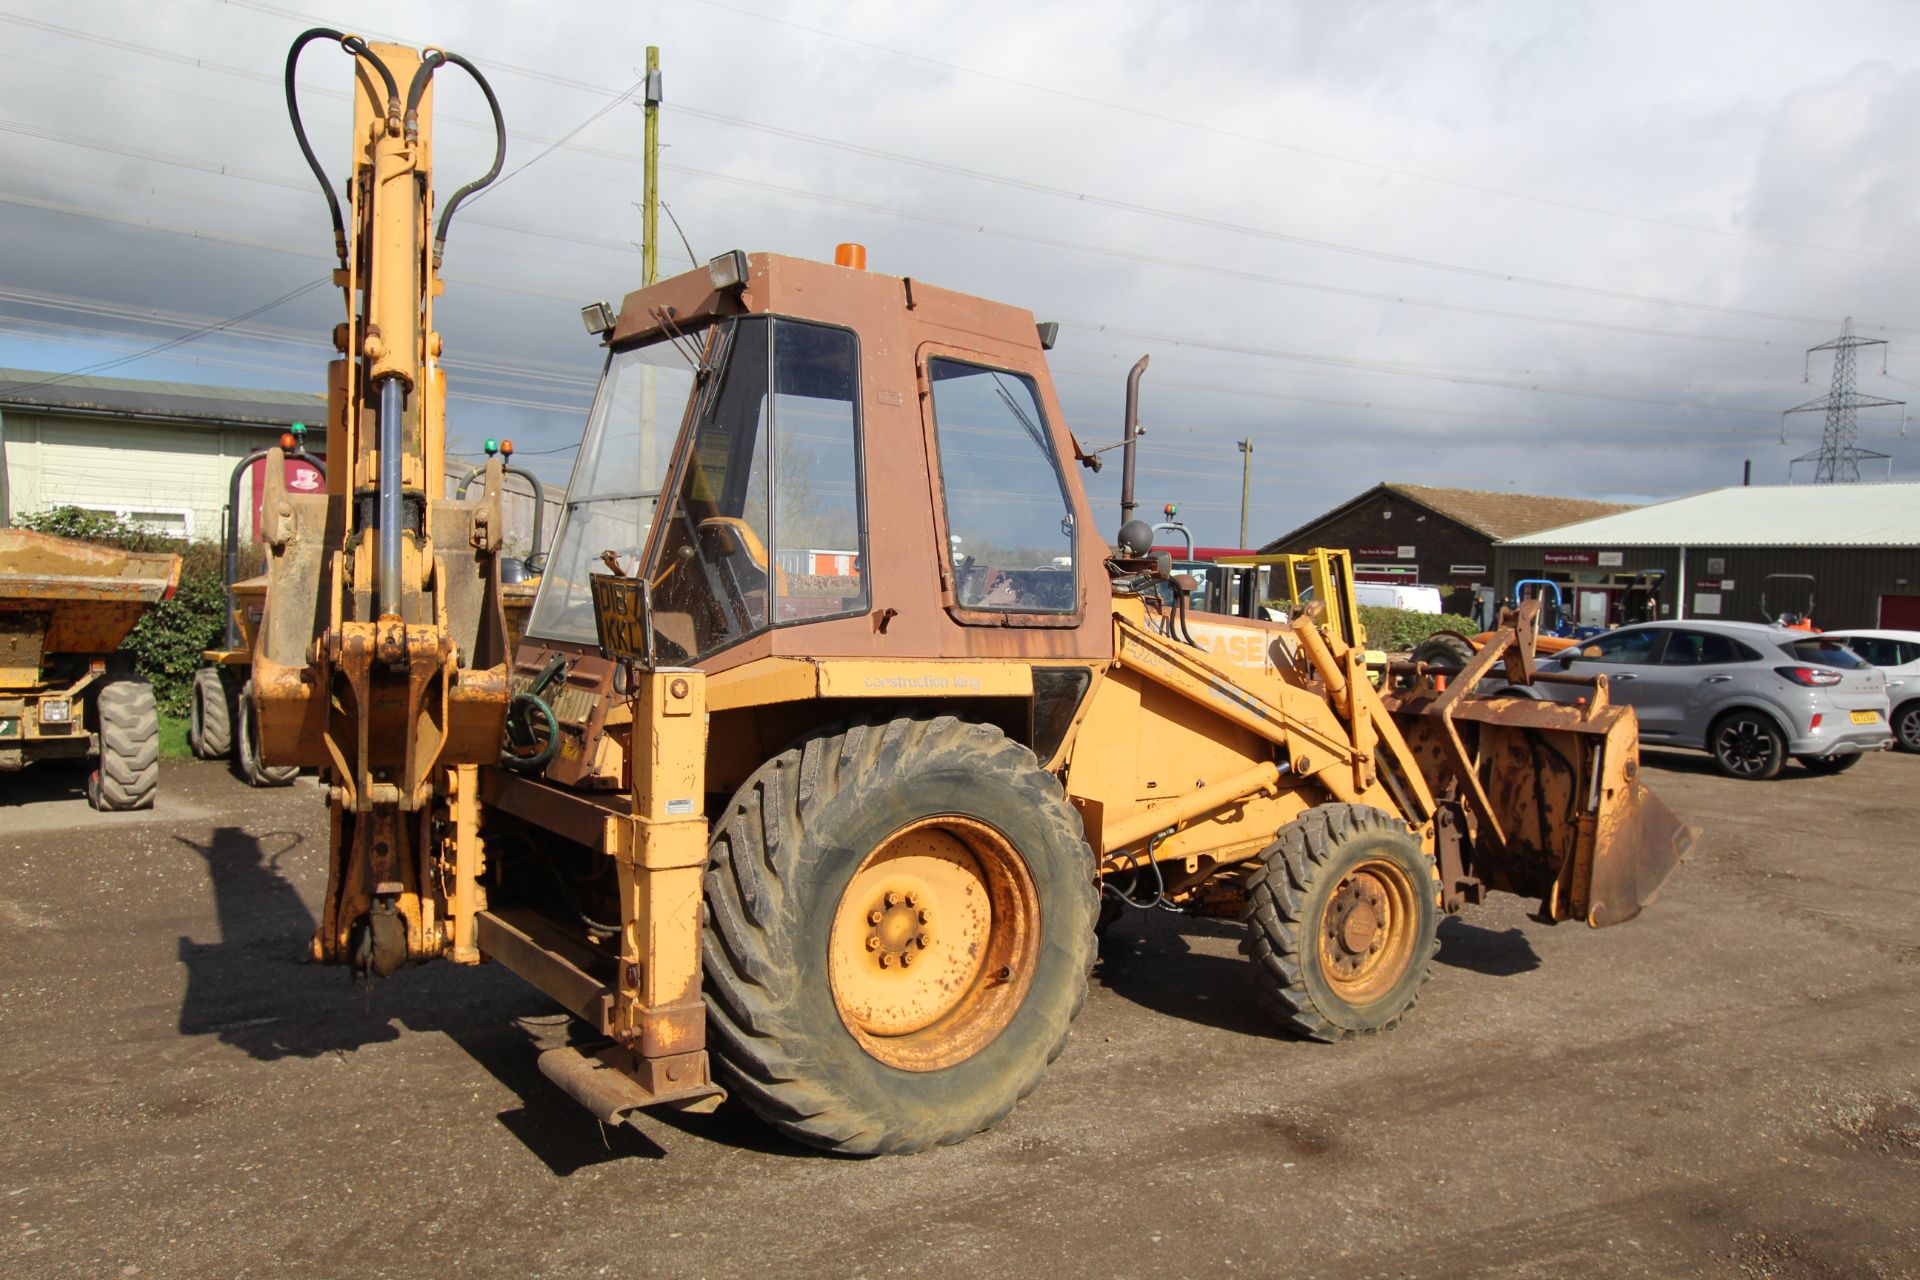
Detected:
[1704,675,1733,683]
[1614,673,1638,682]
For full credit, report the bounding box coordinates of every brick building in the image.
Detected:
[1259,482,1637,616]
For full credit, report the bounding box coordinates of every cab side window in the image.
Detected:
[926,359,1077,615]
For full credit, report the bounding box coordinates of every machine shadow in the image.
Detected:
[0,762,91,806]
[1433,917,1541,977]
[171,825,666,1172]
[1093,908,1279,1038]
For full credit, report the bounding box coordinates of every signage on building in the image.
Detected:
[248,455,325,541]
[1357,545,1415,559]
[1540,550,1624,568]
[1449,563,1486,576]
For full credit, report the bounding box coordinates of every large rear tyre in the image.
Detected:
[89,678,159,811]
[703,717,1097,1155]
[1241,804,1439,1042]
[188,666,231,759]
[235,681,298,787]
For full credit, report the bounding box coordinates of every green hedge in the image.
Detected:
[1359,605,1480,654]
[18,507,226,717]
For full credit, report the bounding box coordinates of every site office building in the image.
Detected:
[1495,483,1920,631]
[1258,482,1636,613]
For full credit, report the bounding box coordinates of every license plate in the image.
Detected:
[1850,709,1880,725]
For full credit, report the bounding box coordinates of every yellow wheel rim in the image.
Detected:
[828,816,1038,1072]
[1316,856,1419,1005]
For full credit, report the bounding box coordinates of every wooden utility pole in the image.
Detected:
[642,47,661,286]
[1237,437,1253,547]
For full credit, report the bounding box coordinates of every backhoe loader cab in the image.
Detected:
[446,250,1695,1155]
[526,253,1110,671]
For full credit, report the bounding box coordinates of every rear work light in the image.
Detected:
[1776,665,1842,687]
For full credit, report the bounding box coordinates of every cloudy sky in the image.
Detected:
[3,0,1919,546]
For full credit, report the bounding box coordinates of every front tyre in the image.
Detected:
[702,717,1097,1155]
[188,666,231,759]
[1242,804,1439,1042]
[90,678,159,811]
[235,681,298,787]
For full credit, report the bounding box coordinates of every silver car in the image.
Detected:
[1529,620,1892,780]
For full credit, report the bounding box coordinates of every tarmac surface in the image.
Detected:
[2,750,1916,1279]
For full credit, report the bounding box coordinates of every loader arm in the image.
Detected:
[252,32,514,975]
[1070,594,1690,928]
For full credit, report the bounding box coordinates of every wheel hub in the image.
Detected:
[864,889,934,969]
[1325,876,1386,976]
[1315,857,1418,1003]
[827,816,1038,1072]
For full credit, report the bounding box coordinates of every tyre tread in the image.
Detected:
[702,715,1096,1155]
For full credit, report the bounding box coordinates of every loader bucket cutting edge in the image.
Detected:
[1583,757,1695,928]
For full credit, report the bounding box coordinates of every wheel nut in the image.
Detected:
[868,908,884,925]
[878,952,893,969]
[899,950,914,967]
[885,891,899,908]
[866,935,880,952]
[917,909,930,924]
[916,934,931,949]
[905,892,919,907]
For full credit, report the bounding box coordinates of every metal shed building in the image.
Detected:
[0,369,326,539]
[1496,483,1920,631]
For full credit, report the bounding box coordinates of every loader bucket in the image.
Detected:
[1387,687,1696,928]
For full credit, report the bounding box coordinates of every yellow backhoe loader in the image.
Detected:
[251,32,1693,1156]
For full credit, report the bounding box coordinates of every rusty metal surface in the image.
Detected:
[0,529,181,661]
[1385,619,1696,927]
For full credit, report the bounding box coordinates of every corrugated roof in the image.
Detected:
[0,367,325,431]
[1260,481,1638,551]
[1503,483,1920,548]
[1386,483,1638,539]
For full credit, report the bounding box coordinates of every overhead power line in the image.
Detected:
[197,0,1920,334]
[684,0,1916,267]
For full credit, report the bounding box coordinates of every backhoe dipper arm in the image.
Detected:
[253,32,514,976]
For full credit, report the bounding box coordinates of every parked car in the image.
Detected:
[1525,620,1891,780]
[1822,629,1920,753]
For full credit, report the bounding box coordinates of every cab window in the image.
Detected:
[926,359,1076,615]
[649,317,866,661]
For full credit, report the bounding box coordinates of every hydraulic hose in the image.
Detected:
[500,691,560,771]
[427,52,506,267]
[285,30,399,267]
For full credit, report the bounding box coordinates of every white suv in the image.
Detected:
[1823,630,1920,753]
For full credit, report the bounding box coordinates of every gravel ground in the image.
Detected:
[2,749,1916,1279]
